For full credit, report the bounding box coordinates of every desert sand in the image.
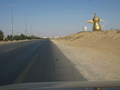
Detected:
[52,29,120,81]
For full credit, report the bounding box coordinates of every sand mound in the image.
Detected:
[52,29,120,81]
[57,29,120,57]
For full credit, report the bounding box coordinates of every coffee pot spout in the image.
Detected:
[86,20,94,24]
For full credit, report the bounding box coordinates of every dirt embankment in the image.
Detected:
[52,30,120,81]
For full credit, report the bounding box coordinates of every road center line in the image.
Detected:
[14,45,43,84]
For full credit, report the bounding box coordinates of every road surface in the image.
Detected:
[0,40,86,86]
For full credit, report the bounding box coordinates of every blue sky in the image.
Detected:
[0,0,120,37]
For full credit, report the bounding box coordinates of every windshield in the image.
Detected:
[0,0,120,88]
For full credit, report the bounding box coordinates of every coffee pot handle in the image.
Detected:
[100,19,105,28]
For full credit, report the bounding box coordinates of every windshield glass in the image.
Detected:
[0,0,120,87]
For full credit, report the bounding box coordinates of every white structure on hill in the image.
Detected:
[83,26,87,31]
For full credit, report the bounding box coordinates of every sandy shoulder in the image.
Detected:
[51,39,120,81]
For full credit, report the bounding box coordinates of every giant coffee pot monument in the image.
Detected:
[87,13,105,31]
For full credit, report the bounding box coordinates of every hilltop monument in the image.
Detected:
[87,13,105,31]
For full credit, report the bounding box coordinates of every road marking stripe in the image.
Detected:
[14,46,42,84]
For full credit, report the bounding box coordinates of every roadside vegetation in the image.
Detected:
[0,30,4,41]
[7,34,42,41]
[0,29,42,41]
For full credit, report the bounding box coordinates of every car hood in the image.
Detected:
[0,81,120,90]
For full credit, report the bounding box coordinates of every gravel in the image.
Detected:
[52,40,120,81]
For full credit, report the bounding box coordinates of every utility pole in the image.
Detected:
[9,5,15,40]
[25,18,28,36]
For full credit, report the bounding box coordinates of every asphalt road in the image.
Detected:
[0,40,86,86]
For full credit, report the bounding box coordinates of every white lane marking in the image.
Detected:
[3,48,15,52]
